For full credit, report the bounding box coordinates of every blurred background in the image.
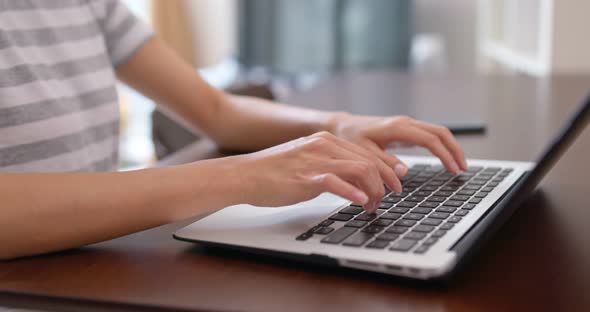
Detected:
[119,0,590,169]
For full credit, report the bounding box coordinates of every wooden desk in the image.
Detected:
[2,72,590,312]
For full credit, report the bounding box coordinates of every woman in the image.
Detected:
[0,0,466,260]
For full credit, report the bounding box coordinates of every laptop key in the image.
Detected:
[340,206,364,215]
[389,207,410,214]
[296,232,313,241]
[413,225,435,233]
[321,227,358,244]
[345,220,367,228]
[421,218,443,226]
[421,185,439,191]
[441,186,459,191]
[404,232,427,240]
[434,191,453,197]
[443,200,463,207]
[397,201,417,208]
[313,227,334,234]
[390,192,410,197]
[403,186,416,192]
[386,226,410,234]
[440,222,454,230]
[343,232,374,247]
[362,225,385,234]
[450,195,470,202]
[461,203,476,210]
[436,206,457,213]
[419,202,439,209]
[455,209,469,217]
[431,230,447,238]
[457,189,476,196]
[448,216,462,223]
[414,245,430,254]
[422,237,438,246]
[430,212,450,219]
[382,197,401,203]
[467,166,483,172]
[394,220,417,227]
[366,239,390,249]
[378,202,394,209]
[319,219,334,226]
[390,239,418,252]
[380,212,402,220]
[372,219,393,227]
[403,213,425,221]
[355,213,380,221]
[329,213,354,221]
[427,196,446,203]
[411,207,432,214]
[426,181,444,187]
[482,186,494,192]
[463,185,481,190]
[469,197,482,204]
[412,177,429,183]
[414,190,432,197]
[376,233,400,241]
[488,182,500,187]
[406,196,425,202]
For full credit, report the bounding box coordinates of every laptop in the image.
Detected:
[174,94,590,280]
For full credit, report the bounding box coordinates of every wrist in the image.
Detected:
[159,157,248,221]
[319,111,351,135]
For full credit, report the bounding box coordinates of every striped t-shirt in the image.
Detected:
[0,0,153,172]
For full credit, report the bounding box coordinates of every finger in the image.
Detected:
[310,173,368,205]
[323,148,385,211]
[322,159,392,213]
[364,141,408,178]
[393,126,461,173]
[321,134,402,194]
[412,121,467,170]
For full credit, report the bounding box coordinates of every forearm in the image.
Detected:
[0,159,241,260]
[209,94,345,151]
[116,37,341,152]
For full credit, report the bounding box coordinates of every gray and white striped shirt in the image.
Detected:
[0,0,153,172]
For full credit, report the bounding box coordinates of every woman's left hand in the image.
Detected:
[330,113,468,177]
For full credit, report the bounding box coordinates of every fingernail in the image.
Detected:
[354,190,369,204]
[451,162,460,174]
[394,163,408,177]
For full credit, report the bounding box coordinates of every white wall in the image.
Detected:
[414,0,478,72]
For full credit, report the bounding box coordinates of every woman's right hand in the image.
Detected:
[230,131,403,213]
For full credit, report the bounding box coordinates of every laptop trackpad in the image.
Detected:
[181,193,347,237]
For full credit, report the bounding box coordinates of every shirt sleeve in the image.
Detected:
[89,0,154,67]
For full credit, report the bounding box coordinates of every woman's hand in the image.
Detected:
[330,113,468,175]
[232,131,400,212]
[228,115,466,213]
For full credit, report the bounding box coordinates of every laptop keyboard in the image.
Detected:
[296,164,513,254]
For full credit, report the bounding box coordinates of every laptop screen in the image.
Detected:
[518,93,590,196]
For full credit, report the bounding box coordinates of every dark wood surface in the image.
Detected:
[1,72,590,312]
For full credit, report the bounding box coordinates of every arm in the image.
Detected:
[116,37,466,172]
[0,133,401,260]
[115,37,341,152]
[0,160,241,260]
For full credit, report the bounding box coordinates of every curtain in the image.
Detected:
[238,0,413,75]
